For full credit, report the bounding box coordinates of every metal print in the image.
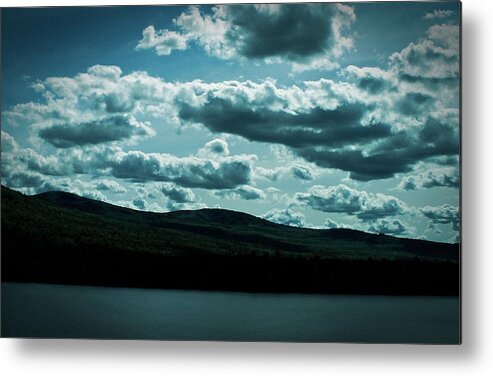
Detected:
[1,2,461,343]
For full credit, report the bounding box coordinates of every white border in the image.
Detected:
[1,0,493,375]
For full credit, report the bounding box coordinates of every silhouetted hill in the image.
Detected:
[1,185,459,295]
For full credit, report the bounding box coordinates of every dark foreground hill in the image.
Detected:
[1,186,459,295]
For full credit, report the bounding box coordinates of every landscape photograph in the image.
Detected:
[1,1,460,343]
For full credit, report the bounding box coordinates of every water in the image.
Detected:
[1,283,460,343]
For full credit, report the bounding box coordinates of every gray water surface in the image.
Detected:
[1,283,460,343]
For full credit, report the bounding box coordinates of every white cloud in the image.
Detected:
[136,25,189,56]
[420,204,459,231]
[398,166,459,190]
[295,184,410,221]
[215,185,265,201]
[423,10,454,20]
[261,208,305,227]
[367,218,412,236]
[135,4,356,71]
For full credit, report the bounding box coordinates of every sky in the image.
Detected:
[1,2,460,242]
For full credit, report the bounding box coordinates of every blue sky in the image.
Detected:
[1,2,460,242]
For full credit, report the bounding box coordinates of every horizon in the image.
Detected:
[2,184,459,244]
[1,2,460,243]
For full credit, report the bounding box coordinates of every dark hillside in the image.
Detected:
[1,186,459,295]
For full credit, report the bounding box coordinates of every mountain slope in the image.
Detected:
[1,186,460,295]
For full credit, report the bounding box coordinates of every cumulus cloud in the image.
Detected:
[1,131,19,152]
[256,162,317,182]
[3,20,459,183]
[135,4,355,71]
[298,116,459,181]
[289,164,316,181]
[93,179,127,194]
[367,218,411,235]
[1,134,257,199]
[261,208,305,227]
[177,95,391,151]
[38,115,154,148]
[197,138,230,157]
[214,185,265,201]
[423,10,454,20]
[295,184,409,221]
[160,182,196,203]
[324,218,341,229]
[390,24,459,83]
[136,25,188,56]
[398,166,459,190]
[420,204,459,231]
[108,148,255,189]
[132,197,148,211]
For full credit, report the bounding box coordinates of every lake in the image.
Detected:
[1,282,460,343]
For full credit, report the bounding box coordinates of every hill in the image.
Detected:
[1,186,460,295]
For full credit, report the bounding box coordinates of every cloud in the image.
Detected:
[93,179,127,194]
[295,184,409,220]
[324,218,341,229]
[132,197,148,211]
[1,135,257,197]
[298,116,459,181]
[160,183,196,203]
[423,10,454,20]
[261,208,305,227]
[38,115,154,148]
[8,174,110,202]
[390,24,459,82]
[343,65,394,95]
[1,131,19,152]
[398,166,459,190]
[108,148,256,189]
[4,20,459,182]
[136,4,356,71]
[197,138,230,157]
[367,218,411,235]
[290,164,316,181]
[256,162,317,182]
[214,185,265,200]
[160,183,205,211]
[177,93,391,150]
[136,25,188,56]
[420,204,459,231]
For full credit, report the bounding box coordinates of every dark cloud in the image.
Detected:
[298,117,459,181]
[224,4,338,61]
[261,208,305,227]
[178,98,391,150]
[138,4,355,69]
[295,184,409,221]
[395,92,435,116]
[38,115,153,148]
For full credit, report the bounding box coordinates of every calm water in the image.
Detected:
[1,283,460,343]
